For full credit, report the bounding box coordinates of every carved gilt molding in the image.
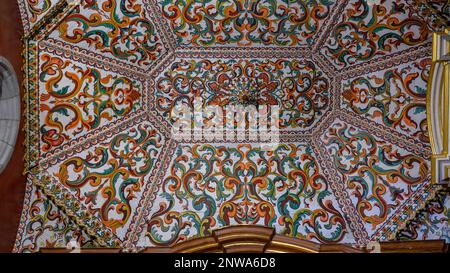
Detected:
[428,28,450,183]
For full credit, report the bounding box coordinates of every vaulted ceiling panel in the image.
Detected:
[14,0,449,252]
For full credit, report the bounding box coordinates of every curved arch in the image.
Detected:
[0,56,20,174]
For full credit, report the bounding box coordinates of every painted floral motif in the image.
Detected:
[342,57,431,142]
[48,122,164,236]
[154,58,331,130]
[25,0,58,23]
[397,192,450,243]
[413,0,450,31]
[54,0,163,66]
[321,0,429,67]
[321,119,429,235]
[14,184,93,253]
[145,143,350,246]
[38,52,142,152]
[159,0,336,46]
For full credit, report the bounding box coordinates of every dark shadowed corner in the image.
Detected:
[0,0,26,253]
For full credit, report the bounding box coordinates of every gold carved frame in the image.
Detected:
[428,28,450,184]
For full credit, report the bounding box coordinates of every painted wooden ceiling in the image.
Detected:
[13,0,450,252]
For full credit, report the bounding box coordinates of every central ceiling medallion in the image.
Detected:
[234,88,259,107]
[207,68,279,108]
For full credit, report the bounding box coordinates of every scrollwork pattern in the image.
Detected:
[15,186,93,253]
[342,58,431,142]
[322,119,429,233]
[159,0,335,46]
[25,0,59,24]
[146,143,348,246]
[38,53,142,152]
[56,0,162,66]
[155,58,330,130]
[321,0,429,67]
[52,123,163,234]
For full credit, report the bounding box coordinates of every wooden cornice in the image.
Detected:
[378,240,448,253]
[39,225,449,253]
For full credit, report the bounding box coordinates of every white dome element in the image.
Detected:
[0,56,20,174]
